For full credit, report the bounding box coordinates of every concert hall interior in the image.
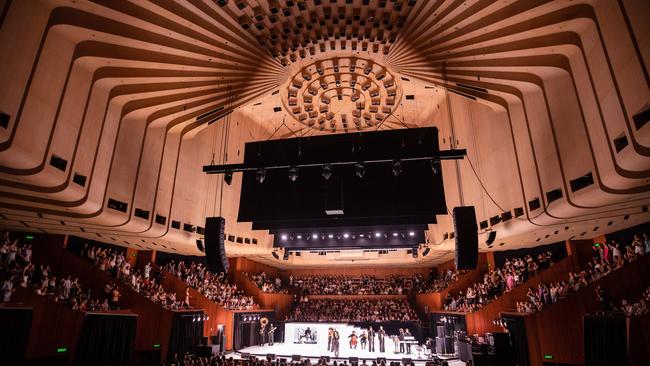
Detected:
[0,1,649,366]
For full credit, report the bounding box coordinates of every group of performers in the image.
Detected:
[259,322,277,346]
[326,326,419,356]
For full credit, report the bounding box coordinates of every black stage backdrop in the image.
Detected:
[0,307,32,366]
[167,312,204,361]
[502,316,529,366]
[584,314,628,366]
[74,313,136,366]
[233,311,277,350]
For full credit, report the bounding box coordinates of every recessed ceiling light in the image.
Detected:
[312,234,318,239]
[297,235,302,239]
[281,235,287,240]
[328,234,334,238]
[409,232,415,236]
[375,232,381,237]
[343,233,349,238]
[392,233,399,237]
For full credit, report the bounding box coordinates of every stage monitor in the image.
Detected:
[238,127,447,230]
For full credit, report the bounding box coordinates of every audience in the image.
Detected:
[414,268,465,293]
[165,261,257,310]
[80,243,184,310]
[286,298,419,323]
[619,286,650,317]
[243,271,288,294]
[0,234,111,311]
[445,251,556,312]
[515,233,649,314]
[287,274,421,295]
[170,353,398,366]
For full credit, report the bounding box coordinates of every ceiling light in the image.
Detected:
[256,168,266,183]
[355,163,365,178]
[375,232,381,238]
[343,233,349,238]
[328,234,334,238]
[281,235,288,241]
[288,166,298,182]
[312,234,318,239]
[409,232,415,236]
[297,235,302,239]
[393,233,399,237]
[392,160,402,176]
[322,165,332,180]
[224,170,233,185]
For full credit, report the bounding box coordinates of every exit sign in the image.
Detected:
[57,347,68,353]
[544,354,554,360]
[153,344,161,349]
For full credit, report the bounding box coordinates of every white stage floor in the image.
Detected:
[236,343,463,365]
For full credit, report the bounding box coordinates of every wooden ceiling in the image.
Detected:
[0,0,649,268]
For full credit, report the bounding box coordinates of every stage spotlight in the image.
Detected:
[328,234,334,239]
[224,170,233,185]
[343,233,350,238]
[409,232,415,236]
[281,234,288,241]
[288,166,298,182]
[393,233,399,237]
[256,168,266,183]
[322,165,332,180]
[412,247,418,258]
[430,159,440,174]
[392,160,402,176]
[312,234,318,239]
[375,232,381,238]
[355,163,365,178]
[297,235,302,239]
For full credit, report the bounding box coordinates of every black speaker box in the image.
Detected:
[240,352,250,359]
[205,217,229,273]
[291,355,301,361]
[196,239,204,252]
[486,230,496,245]
[453,206,478,269]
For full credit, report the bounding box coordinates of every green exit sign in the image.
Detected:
[57,347,68,353]
[153,344,160,349]
[544,354,554,360]
[25,235,34,240]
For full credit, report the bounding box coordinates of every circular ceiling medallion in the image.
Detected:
[281,58,402,133]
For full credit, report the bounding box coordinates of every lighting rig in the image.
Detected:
[202,149,467,181]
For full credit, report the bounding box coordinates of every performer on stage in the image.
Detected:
[378,326,386,353]
[349,330,358,349]
[368,326,375,352]
[360,330,367,350]
[404,328,412,354]
[327,327,334,352]
[331,328,340,357]
[259,324,267,345]
[267,323,277,346]
[392,334,400,353]
[398,328,405,353]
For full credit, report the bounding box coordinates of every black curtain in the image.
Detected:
[233,311,276,350]
[502,316,529,366]
[584,314,628,366]
[167,313,203,361]
[0,307,33,366]
[75,313,136,366]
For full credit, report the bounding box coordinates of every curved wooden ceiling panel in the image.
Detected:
[0,0,648,267]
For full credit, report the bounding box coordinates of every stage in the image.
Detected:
[235,322,464,365]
